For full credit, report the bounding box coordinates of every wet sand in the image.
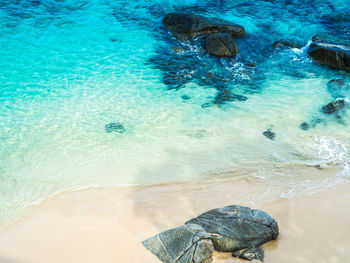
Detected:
[0,176,349,263]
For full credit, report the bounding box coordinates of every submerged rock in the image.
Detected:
[205,33,237,57]
[143,205,278,263]
[263,130,275,140]
[299,122,310,130]
[239,247,264,262]
[163,73,190,90]
[213,89,247,105]
[105,122,126,133]
[272,39,301,49]
[201,102,212,108]
[307,41,350,71]
[162,13,245,41]
[327,78,349,98]
[321,98,347,114]
[181,95,191,100]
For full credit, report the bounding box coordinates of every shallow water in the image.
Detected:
[1,0,350,224]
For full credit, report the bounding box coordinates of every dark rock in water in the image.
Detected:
[321,98,346,114]
[214,89,247,105]
[201,102,212,108]
[263,130,275,140]
[105,122,126,133]
[307,41,350,71]
[232,251,240,257]
[181,95,191,100]
[205,33,237,57]
[239,247,264,262]
[327,78,348,98]
[272,39,301,49]
[328,78,346,90]
[300,117,325,130]
[299,122,310,130]
[143,205,278,263]
[162,13,245,41]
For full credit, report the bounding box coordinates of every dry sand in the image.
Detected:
[0,176,349,263]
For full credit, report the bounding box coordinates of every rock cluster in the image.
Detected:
[162,12,245,57]
[159,11,350,134]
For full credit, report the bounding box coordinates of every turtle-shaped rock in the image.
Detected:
[142,205,279,263]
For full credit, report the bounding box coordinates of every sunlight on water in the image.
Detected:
[0,0,350,224]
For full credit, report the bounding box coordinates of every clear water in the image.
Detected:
[1,0,350,224]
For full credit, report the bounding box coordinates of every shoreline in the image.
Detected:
[0,175,349,262]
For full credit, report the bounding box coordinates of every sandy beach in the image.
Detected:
[0,174,349,263]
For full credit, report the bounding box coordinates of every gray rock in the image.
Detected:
[307,41,350,71]
[162,13,245,41]
[205,33,237,57]
[239,247,264,262]
[143,205,278,263]
[142,224,214,263]
[186,205,278,252]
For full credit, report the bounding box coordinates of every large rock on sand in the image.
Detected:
[162,13,245,41]
[307,41,350,70]
[205,33,237,57]
[142,205,279,263]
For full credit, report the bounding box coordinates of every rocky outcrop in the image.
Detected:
[205,33,237,57]
[307,41,350,70]
[142,205,279,263]
[162,13,245,41]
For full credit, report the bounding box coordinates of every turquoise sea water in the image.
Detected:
[1,0,350,224]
